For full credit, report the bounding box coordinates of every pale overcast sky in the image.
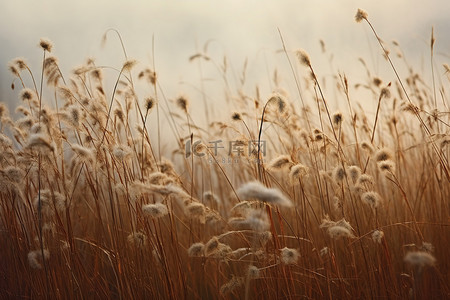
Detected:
[1,0,449,116]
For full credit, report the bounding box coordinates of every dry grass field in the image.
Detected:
[0,9,449,299]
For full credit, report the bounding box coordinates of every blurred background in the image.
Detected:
[1,0,449,117]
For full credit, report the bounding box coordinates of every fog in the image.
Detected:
[1,0,449,117]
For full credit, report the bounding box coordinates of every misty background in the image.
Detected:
[1,0,449,121]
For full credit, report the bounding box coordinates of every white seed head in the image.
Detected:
[296,49,311,66]
[372,230,384,244]
[188,243,205,257]
[289,164,309,183]
[267,155,292,170]
[280,247,300,265]
[361,191,382,210]
[142,203,169,219]
[347,166,362,183]
[127,232,147,248]
[404,251,436,269]
[236,181,293,207]
[247,265,260,279]
[327,226,355,239]
[332,165,346,183]
[28,249,50,269]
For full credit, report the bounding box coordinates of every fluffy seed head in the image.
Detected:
[127,232,147,248]
[375,148,393,162]
[204,236,220,256]
[144,97,155,111]
[27,134,55,152]
[361,141,374,154]
[280,247,300,265]
[267,155,292,170]
[378,160,395,173]
[188,243,205,257]
[372,230,384,244]
[358,174,374,185]
[91,68,103,81]
[142,203,169,219]
[236,181,293,207]
[231,112,242,121]
[321,216,355,239]
[333,165,346,183]
[34,190,66,216]
[380,86,391,98]
[112,144,132,161]
[122,59,137,71]
[296,49,311,66]
[347,165,362,183]
[39,38,53,52]
[421,242,434,253]
[20,88,35,101]
[404,251,436,269]
[4,166,24,183]
[289,163,308,183]
[373,77,382,87]
[230,201,252,217]
[28,249,50,269]
[332,111,343,127]
[185,202,206,222]
[71,144,95,162]
[267,94,287,113]
[247,265,260,279]
[355,9,368,23]
[327,226,355,239]
[14,57,28,70]
[361,191,382,209]
[203,191,220,206]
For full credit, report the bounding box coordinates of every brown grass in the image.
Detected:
[0,9,449,300]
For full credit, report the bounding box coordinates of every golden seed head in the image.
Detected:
[380,86,391,98]
[231,112,242,121]
[375,148,393,162]
[361,191,382,209]
[39,38,53,52]
[378,160,395,173]
[14,57,28,70]
[8,63,19,76]
[20,88,35,101]
[373,77,382,87]
[280,247,300,265]
[247,265,260,279]
[333,165,346,183]
[404,251,436,269]
[188,243,205,257]
[267,155,292,170]
[176,96,189,113]
[372,230,384,244]
[142,203,169,219]
[127,232,147,248]
[122,59,137,71]
[296,49,311,66]
[144,97,155,111]
[355,9,368,23]
[332,111,343,126]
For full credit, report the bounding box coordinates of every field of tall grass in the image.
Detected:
[1,9,449,299]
